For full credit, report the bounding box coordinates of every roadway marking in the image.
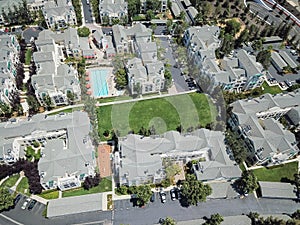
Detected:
[0,214,24,225]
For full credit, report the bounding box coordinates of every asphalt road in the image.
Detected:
[81,0,93,24]
[158,36,190,92]
[113,194,300,225]
[247,1,300,40]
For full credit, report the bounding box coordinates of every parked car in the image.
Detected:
[170,189,176,200]
[21,198,31,210]
[291,50,298,56]
[160,190,166,203]
[176,188,181,200]
[14,194,21,205]
[28,199,37,211]
[150,192,155,202]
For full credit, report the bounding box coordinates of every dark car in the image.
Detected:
[27,200,37,211]
[170,189,176,200]
[176,188,181,200]
[150,192,155,202]
[14,194,21,205]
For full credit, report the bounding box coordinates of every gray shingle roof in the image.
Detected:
[279,51,298,68]
[47,193,104,217]
[259,181,297,199]
[271,51,287,69]
[236,49,262,77]
[118,129,241,185]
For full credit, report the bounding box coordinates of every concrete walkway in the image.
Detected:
[43,89,197,115]
[31,194,49,204]
[247,156,300,171]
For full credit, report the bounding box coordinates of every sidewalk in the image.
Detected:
[10,171,25,192]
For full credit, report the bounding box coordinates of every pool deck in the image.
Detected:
[87,67,121,98]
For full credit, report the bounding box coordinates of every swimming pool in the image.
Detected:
[90,69,109,97]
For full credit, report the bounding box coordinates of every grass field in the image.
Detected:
[25,49,32,65]
[252,161,298,182]
[16,177,29,195]
[62,177,112,198]
[38,190,59,200]
[97,93,217,140]
[0,174,20,189]
[261,82,282,95]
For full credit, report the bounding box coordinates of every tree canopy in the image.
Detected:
[136,185,152,206]
[180,174,212,206]
[203,213,224,225]
[235,170,258,194]
[161,217,176,225]
[0,188,14,211]
[77,27,91,37]
[115,68,128,90]
[256,49,271,70]
[225,19,241,36]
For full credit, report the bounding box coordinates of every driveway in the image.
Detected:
[81,0,93,24]
[158,36,190,92]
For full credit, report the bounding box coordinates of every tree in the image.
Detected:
[161,217,176,225]
[256,49,271,69]
[165,162,181,183]
[180,174,212,206]
[136,185,152,206]
[27,95,40,114]
[146,0,161,12]
[225,19,241,36]
[251,39,263,51]
[203,213,224,225]
[235,170,258,194]
[146,10,155,21]
[115,68,128,90]
[43,94,52,110]
[77,27,91,37]
[0,102,12,119]
[128,0,141,19]
[235,29,249,48]
[0,188,14,211]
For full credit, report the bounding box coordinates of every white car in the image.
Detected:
[21,198,31,210]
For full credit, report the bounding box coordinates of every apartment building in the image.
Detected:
[99,0,128,25]
[229,91,300,165]
[0,34,20,106]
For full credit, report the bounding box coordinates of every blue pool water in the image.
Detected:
[90,69,109,97]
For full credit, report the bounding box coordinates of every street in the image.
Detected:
[113,194,300,225]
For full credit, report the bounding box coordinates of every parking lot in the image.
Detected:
[114,189,182,212]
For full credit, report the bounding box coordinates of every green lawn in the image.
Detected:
[261,82,282,95]
[252,161,298,182]
[25,49,32,65]
[62,177,112,198]
[97,93,217,140]
[0,174,20,189]
[38,190,59,200]
[16,177,29,195]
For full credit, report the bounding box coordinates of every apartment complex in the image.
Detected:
[0,111,95,190]
[0,34,20,106]
[183,26,265,93]
[43,0,77,29]
[229,91,300,165]
[99,0,128,25]
[112,23,165,95]
[31,28,82,107]
[140,0,168,13]
[115,129,241,186]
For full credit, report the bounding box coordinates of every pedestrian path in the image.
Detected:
[10,171,25,192]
